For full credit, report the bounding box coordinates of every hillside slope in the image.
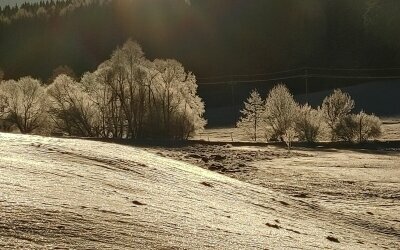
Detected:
[0,133,397,249]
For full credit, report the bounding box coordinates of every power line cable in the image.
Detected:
[198,73,400,85]
[197,66,400,82]
[197,68,305,80]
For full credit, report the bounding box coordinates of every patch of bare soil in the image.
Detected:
[146,144,306,177]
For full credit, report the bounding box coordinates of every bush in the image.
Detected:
[355,111,382,142]
[295,104,325,143]
[322,89,355,141]
[333,114,358,142]
[333,112,382,142]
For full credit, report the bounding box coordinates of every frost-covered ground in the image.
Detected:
[0,133,399,249]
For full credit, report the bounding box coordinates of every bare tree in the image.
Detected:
[321,89,355,141]
[0,77,48,133]
[237,89,264,141]
[263,84,299,141]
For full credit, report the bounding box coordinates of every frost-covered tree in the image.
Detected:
[263,84,299,141]
[0,77,48,133]
[321,89,355,141]
[153,58,206,139]
[0,39,205,140]
[105,40,146,139]
[47,74,100,137]
[80,67,115,138]
[77,39,206,140]
[236,89,264,141]
[295,104,325,143]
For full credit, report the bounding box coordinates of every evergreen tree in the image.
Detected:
[236,89,264,141]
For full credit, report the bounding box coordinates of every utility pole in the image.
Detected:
[230,81,235,124]
[305,68,309,104]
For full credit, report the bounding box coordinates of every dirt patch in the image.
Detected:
[145,144,303,178]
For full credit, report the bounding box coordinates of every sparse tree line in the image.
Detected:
[237,84,382,145]
[0,40,206,140]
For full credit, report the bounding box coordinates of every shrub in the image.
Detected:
[332,111,382,143]
[355,111,382,142]
[333,114,358,142]
[322,89,355,141]
[295,104,325,143]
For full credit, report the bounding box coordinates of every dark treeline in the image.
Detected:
[1,0,400,81]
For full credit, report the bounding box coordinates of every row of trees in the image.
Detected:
[0,40,206,140]
[237,85,382,144]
